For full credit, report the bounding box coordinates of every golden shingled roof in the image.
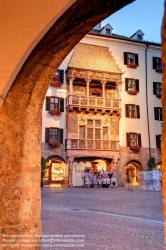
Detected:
[68,43,122,73]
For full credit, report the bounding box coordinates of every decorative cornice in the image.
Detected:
[67,106,121,116]
[67,67,122,82]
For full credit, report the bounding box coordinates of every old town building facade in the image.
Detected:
[41,23,162,187]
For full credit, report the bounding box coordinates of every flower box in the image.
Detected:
[128,90,137,95]
[127,64,137,69]
[50,75,62,87]
[50,80,62,87]
[49,141,61,148]
[130,145,141,152]
[156,68,163,73]
[49,109,61,115]
[156,93,162,99]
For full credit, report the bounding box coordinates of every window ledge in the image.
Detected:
[50,81,62,87]
[127,64,137,69]
[127,90,138,95]
[49,110,61,115]
[156,94,162,99]
[48,141,61,148]
[156,68,163,73]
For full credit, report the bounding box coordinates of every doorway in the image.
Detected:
[125,161,143,186]
[46,158,66,186]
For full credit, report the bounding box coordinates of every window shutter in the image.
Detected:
[153,82,157,95]
[126,133,130,147]
[154,107,159,120]
[125,104,129,117]
[135,54,139,66]
[125,78,128,91]
[46,97,50,111]
[138,134,142,146]
[136,105,140,118]
[156,135,160,148]
[45,128,50,142]
[160,108,163,121]
[135,79,139,92]
[59,70,64,84]
[153,57,157,69]
[124,52,127,65]
[59,129,63,143]
[59,98,64,112]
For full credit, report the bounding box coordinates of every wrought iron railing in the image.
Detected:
[66,95,121,109]
[65,139,119,150]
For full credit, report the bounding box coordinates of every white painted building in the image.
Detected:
[41,23,162,186]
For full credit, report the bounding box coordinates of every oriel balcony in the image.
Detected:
[65,139,119,150]
[66,95,121,110]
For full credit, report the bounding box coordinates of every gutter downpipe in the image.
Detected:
[145,43,151,158]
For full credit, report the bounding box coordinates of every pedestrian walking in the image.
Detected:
[111,173,116,187]
[126,176,132,191]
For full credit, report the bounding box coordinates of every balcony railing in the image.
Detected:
[65,139,119,150]
[66,95,121,109]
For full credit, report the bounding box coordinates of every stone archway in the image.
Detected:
[1,0,166,249]
[125,160,143,186]
[45,156,67,186]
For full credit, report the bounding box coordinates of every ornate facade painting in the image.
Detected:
[78,115,86,125]
[67,113,78,133]
[110,115,119,135]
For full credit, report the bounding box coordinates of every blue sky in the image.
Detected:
[101,0,164,43]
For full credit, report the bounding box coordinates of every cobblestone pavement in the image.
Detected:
[41,187,164,250]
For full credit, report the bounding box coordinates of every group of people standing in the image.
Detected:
[82,169,116,188]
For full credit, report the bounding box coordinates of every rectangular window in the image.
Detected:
[154,107,162,121]
[45,127,63,143]
[126,133,142,147]
[80,119,108,140]
[103,127,108,140]
[95,120,101,127]
[95,128,101,139]
[153,82,162,95]
[125,104,140,118]
[124,52,139,67]
[87,119,93,127]
[46,96,64,112]
[153,57,162,70]
[87,127,93,139]
[106,29,110,35]
[55,69,64,84]
[156,134,161,149]
[125,78,139,92]
[137,35,142,41]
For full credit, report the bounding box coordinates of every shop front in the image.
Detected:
[125,161,143,186]
[45,157,67,185]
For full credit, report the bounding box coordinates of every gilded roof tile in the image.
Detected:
[68,43,122,73]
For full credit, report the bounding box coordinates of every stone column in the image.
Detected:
[68,158,74,187]
[116,80,122,99]
[69,78,74,95]
[86,79,90,96]
[101,80,106,98]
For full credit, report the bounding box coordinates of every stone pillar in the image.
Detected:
[116,81,121,99]
[0,83,42,249]
[101,80,106,98]
[69,78,74,95]
[68,158,74,187]
[64,163,69,187]
[86,79,90,97]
